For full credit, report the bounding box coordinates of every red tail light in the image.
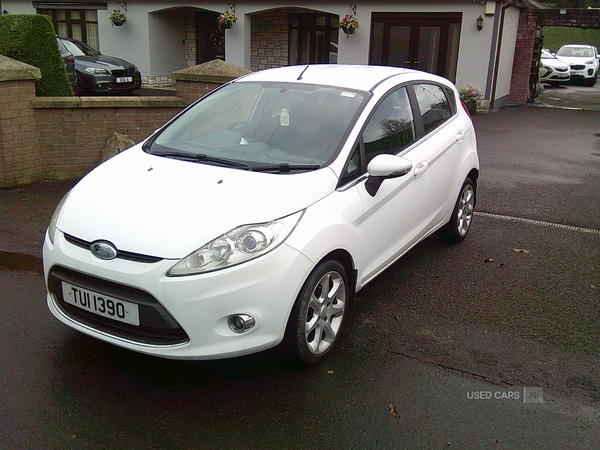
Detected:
[66,55,75,64]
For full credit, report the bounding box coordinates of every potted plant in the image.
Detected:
[109,9,127,26]
[458,85,482,113]
[339,14,359,35]
[217,11,237,30]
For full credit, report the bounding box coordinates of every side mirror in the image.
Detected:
[365,154,412,196]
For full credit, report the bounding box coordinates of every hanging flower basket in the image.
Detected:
[217,11,237,30]
[109,9,127,26]
[339,14,359,35]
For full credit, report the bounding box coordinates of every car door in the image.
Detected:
[356,83,459,285]
[408,82,461,227]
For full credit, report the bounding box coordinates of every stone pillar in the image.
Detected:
[172,59,252,103]
[0,55,42,188]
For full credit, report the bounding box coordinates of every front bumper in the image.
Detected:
[542,74,570,84]
[81,71,142,93]
[44,229,314,359]
[541,70,570,83]
[569,66,597,80]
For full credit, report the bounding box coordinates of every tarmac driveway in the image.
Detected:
[1,96,599,449]
[353,104,600,394]
[538,80,600,112]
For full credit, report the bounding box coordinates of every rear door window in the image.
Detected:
[413,83,453,135]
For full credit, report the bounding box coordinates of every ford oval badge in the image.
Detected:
[90,241,118,260]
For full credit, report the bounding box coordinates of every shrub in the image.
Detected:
[0,14,73,96]
[458,85,482,106]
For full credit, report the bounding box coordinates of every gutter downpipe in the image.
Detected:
[490,1,514,110]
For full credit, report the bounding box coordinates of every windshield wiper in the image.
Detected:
[152,151,251,170]
[250,163,321,173]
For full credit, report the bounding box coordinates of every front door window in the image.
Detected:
[289,13,339,65]
[369,13,461,82]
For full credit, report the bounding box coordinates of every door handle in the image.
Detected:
[456,130,466,142]
[414,161,428,177]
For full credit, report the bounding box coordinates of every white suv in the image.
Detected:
[556,44,600,86]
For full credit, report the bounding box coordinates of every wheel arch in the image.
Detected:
[316,248,357,314]
[468,168,479,184]
[467,168,479,206]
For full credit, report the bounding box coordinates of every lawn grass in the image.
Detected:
[543,26,600,52]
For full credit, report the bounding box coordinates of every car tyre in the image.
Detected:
[284,260,349,365]
[73,74,85,96]
[437,177,476,244]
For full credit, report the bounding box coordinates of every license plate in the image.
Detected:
[116,76,133,83]
[62,281,140,326]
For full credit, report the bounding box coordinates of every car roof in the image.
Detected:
[559,44,594,49]
[236,64,445,92]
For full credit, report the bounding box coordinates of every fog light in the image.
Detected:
[228,314,255,333]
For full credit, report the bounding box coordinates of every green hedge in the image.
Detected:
[0,14,73,96]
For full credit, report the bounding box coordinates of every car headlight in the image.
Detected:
[48,191,71,245]
[585,60,593,65]
[167,210,304,276]
[84,68,109,75]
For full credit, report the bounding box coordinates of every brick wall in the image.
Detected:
[0,75,188,188]
[142,75,175,88]
[0,79,40,187]
[251,10,290,71]
[508,9,537,105]
[33,98,187,183]
[535,8,600,30]
[186,13,198,68]
[175,79,221,103]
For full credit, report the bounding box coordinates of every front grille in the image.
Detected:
[111,68,133,77]
[570,64,585,70]
[48,266,189,346]
[64,234,163,263]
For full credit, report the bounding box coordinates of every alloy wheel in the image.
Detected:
[457,183,475,237]
[304,270,346,355]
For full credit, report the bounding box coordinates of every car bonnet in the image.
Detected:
[76,54,135,69]
[56,145,338,259]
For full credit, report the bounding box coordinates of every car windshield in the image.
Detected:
[541,49,556,59]
[61,39,100,57]
[557,47,593,58]
[145,81,367,171]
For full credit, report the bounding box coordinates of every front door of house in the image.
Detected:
[196,11,225,63]
[369,13,462,83]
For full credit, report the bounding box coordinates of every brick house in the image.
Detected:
[2,0,546,108]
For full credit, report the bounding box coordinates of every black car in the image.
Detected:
[59,37,142,95]
[56,37,77,87]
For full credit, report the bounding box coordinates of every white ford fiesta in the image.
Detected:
[44,65,479,364]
